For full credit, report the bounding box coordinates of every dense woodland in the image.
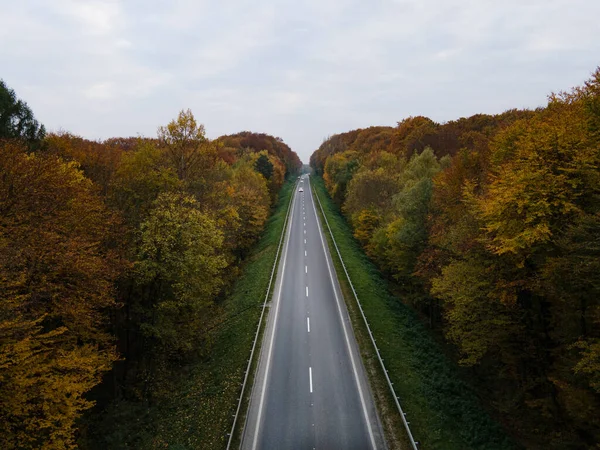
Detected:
[0,79,301,449]
[310,69,600,448]
[3,66,600,449]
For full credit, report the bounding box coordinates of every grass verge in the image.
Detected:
[311,176,516,450]
[86,179,295,450]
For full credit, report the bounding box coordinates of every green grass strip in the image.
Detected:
[311,176,516,450]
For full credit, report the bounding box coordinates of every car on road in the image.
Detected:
[299,187,304,192]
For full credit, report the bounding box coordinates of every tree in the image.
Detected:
[479,89,599,261]
[353,208,381,250]
[344,165,399,222]
[323,150,359,204]
[216,131,301,177]
[386,148,442,281]
[393,116,439,156]
[431,257,524,365]
[0,80,45,144]
[309,68,600,447]
[0,141,123,449]
[158,109,212,180]
[109,140,180,226]
[252,151,285,202]
[136,192,227,359]
[254,152,274,179]
[227,164,271,255]
[44,132,126,195]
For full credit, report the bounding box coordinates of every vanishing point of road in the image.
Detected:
[241,174,387,450]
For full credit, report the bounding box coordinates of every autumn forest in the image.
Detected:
[310,69,600,448]
[2,66,600,450]
[0,79,301,449]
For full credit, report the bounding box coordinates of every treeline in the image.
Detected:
[310,69,600,448]
[0,80,301,449]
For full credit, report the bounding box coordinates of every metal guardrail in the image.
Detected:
[312,179,420,450]
[225,180,297,450]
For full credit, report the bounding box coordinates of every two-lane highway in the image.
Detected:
[241,175,386,450]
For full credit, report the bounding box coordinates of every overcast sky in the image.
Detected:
[2,0,599,162]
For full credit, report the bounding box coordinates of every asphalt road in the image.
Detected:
[241,174,386,450]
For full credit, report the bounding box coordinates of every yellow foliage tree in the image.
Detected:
[0,142,123,449]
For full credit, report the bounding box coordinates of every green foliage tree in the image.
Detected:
[0,80,45,143]
[323,150,359,204]
[136,192,227,359]
[255,152,274,179]
[109,140,180,226]
[384,148,442,280]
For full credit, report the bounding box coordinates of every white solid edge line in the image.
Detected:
[307,317,310,333]
[309,367,313,393]
[251,186,297,450]
[308,181,377,449]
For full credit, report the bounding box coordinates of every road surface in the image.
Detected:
[241,174,386,450]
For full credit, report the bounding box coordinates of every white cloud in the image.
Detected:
[60,0,122,35]
[1,0,599,161]
[115,38,133,49]
[83,81,115,100]
[271,91,306,114]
